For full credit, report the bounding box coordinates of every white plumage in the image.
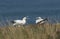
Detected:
[35,17,48,24]
[11,16,28,26]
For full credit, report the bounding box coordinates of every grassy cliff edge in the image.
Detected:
[0,23,60,39]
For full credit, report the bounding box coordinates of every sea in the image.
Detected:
[0,0,60,26]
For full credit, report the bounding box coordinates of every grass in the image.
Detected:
[0,23,60,39]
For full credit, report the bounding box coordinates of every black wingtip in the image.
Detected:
[45,18,48,21]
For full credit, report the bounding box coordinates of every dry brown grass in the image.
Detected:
[0,23,60,39]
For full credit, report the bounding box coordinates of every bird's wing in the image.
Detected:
[40,18,48,22]
[39,19,43,21]
[14,20,22,23]
[37,18,48,24]
[36,19,43,24]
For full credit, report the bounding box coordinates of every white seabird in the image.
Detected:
[35,17,48,24]
[11,16,29,26]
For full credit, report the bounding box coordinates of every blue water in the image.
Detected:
[0,0,60,26]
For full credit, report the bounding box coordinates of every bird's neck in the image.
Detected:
[22,19,26,22]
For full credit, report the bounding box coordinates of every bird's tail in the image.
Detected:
[10,21,15,23]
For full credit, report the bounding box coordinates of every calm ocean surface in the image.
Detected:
[0,0,60,25]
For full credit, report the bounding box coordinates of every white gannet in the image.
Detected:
[35,17,48,24]
[11,16,29,26]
